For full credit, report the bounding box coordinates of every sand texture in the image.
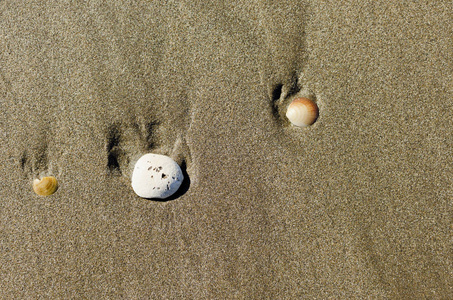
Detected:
[0,1,452,298]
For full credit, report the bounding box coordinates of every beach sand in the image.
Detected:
[0,1,451,298]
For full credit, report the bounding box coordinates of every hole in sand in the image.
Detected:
[106,124,122,175]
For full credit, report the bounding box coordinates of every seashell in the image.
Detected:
[33,176,58,196]
[286,97,319,127]
[131,153,184,199]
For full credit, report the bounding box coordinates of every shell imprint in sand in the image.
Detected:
[131,153,184,199]
[33,176,59,196]
[286,97,319,127]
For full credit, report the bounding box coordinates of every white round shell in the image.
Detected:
[285,98,319,127]
[131,153,184,199]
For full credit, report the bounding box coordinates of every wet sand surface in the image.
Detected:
[0,1,451,298]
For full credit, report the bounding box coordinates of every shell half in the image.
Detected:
[33,176,58,196]
[286,97,319,127]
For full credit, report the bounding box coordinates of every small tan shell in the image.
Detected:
[286,97,319,127]
[33,176,58,196]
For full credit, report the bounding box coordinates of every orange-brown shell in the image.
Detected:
[286,97,319,127]
[33,176,58,196]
